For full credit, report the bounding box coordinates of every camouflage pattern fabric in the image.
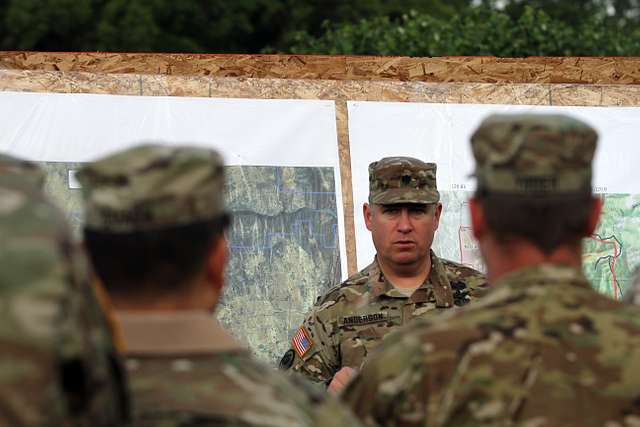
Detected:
[118,312,363,427]
[471,114,597,195]
[280,251,487,383]
[368,157,440,205]
[342,263,640,427]
[77,144,227,232]
[0,180,130,426]
[0,153,46,189]
[623,266,640,306]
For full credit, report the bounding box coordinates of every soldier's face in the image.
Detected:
[364,202,442,268]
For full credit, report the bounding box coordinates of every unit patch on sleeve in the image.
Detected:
[291,326,313,358]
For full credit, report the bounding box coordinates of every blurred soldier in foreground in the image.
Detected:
[623,266,640,306]
[78,144,363,427]
[0,158,130,426]
[281,157,487,392]
[0,153,46,188]
[342,114,640,426]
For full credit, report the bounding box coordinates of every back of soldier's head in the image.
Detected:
[0,179,129,426]
[470,113,598,253]
[78,144,229,299]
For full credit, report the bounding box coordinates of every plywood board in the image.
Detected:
[1,52,640,84]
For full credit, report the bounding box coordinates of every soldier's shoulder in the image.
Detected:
[587,295,640,333]
[440,257,485,280]
[314,265,373,306]
[440,258,488,290]
[130,351,319,425]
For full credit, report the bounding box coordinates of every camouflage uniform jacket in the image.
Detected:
[118,311,364,427]
[342,263,640,427]
[0,182,130,427]
[281,251,488,383]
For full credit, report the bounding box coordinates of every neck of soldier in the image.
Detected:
[482,236,583,284]
[378,253,431,288]
[110,274,221,313]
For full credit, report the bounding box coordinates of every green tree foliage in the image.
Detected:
[483,0,640,26]
[1,0,96,50]
[0,0,469,52]
[267,0,474,50]
[286,5,640,56]
[0,0,637,56]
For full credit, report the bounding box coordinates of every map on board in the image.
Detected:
[39,161,342,365]
[433,190,640,300]
[583,193,640,299]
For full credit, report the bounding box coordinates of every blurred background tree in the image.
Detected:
[0,0,637,56]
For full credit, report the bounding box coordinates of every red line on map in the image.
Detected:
[589,236,620,300]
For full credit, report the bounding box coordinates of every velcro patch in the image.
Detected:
[291,326,313,358]
[341,312,388,326]
[279,349,295,370]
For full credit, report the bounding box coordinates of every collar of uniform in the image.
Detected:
[116,311,244,356]
[492,263,590,296]
[370,251,454,307]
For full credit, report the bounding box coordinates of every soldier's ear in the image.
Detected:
[363,203,374,231]
[206,236,228,292]
[585,196,603,236]
[432,202,443,229]
[469,198,486,240]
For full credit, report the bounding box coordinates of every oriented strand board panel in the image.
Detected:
[3,70,640,107]
[2,52,640,84]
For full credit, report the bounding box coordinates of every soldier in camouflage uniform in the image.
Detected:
[78,144,364,427]
[342,114,640,427]
[623,266,640,306]
[0,162,130,426]
[280,157,487,391]
[0,152,46,188]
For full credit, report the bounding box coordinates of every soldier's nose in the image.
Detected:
[396,209,413,232]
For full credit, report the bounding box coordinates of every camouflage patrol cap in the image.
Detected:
[368,157,439,205]
[471,113,597,195]
[77,144,226,232]
[0,152,46,189]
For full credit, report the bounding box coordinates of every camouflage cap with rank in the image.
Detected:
[0,152,46,189]
[471,113,597,195]
[77,144,227,232]
[368,156,440,205]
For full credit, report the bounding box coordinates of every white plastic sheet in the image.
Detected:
[0,91,347,277]
[348,101,640,270]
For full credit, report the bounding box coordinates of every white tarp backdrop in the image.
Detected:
[1,90,638,302]
[0,91,348,278]
[348,101,640,281]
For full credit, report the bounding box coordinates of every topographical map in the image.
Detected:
[583,194,640,299]
[40,161,341,365]
[434,191,640,300]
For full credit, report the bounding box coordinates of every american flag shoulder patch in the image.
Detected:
[292,325,313,358]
